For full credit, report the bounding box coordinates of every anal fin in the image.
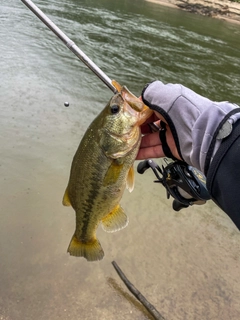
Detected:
[101,204,129,233]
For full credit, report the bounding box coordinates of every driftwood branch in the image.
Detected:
[112,261,166,320]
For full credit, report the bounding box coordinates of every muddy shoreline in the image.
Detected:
[146,0,240,24]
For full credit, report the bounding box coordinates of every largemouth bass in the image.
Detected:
[63,81,152,261]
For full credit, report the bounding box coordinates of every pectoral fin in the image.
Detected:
[62,187,72,207]
[101,205,129,233]
[126,165,134,193]
[103,160,124,186]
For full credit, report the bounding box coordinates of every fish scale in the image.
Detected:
[62,82,152,261]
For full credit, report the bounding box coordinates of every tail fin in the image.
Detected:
[67,235,104,261]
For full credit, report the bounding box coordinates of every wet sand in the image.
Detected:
[1,151,240,319]
[146,0,240,24]
[1,105,240,320]
[1,1,240,320]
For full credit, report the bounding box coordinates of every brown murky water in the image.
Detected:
[1,0,240,319]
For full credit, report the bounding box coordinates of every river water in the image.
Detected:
[1,1,240,319]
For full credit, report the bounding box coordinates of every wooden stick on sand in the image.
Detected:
[112,261,166,320]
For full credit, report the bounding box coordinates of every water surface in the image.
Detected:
[0,1,240,319]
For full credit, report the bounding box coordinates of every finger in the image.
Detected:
[141,125,153,134]
[136,144,165,160]
[141,120,161,134]
[140,131,161,148]
[153,111,170,125]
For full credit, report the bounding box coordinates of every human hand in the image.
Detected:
[137,80,240,174]
[136,112,181,161]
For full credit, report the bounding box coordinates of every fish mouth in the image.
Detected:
[123,100,140,120]
[122,93,152,126]
[121,86,153,125]
[110,92,140,124]
[112,80,144,113]
[111,81,153,126]
[121,86,144,112]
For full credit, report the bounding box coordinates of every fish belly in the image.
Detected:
[64,130,137,261]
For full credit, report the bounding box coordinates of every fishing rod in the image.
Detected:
[21,0,211,211]
[21,0,118,94]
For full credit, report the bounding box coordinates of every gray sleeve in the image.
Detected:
[142,81,240,173]
[206,120,240,229]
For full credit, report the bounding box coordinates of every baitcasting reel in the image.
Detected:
[137,159,211,211]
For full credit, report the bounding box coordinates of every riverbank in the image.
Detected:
[146,0,240,24]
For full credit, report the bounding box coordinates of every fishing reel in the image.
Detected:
[137,159,210,211]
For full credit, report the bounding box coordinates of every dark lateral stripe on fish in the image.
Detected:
[76,173,101,241]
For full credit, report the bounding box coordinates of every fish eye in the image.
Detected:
[110,104,120,114]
